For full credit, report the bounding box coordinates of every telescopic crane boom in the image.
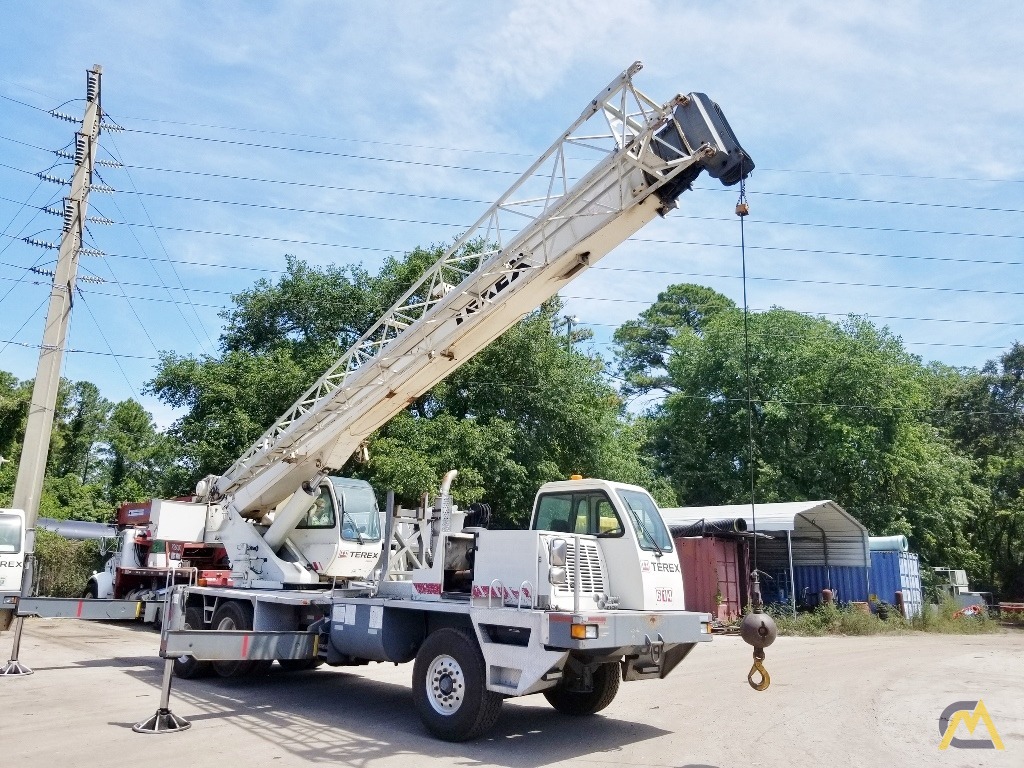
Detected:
[200,62,752,549]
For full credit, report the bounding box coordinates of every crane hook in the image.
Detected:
[747,648,770,691]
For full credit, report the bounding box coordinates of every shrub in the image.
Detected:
[31,530,104,597]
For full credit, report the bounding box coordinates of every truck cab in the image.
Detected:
[0,508,26,631]
[459,478,686,613]
[529,479,685,611]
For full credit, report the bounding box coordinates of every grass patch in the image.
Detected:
[765,598,999,637]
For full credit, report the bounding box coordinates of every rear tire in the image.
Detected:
[412,628,503,741]
[210,601,265,678]
[173,606,214,679]
[543,662,620,715]
[82,582,98,599]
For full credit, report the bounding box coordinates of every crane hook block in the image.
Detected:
[739,610,777,692]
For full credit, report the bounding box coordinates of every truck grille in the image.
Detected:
[565,541,604,594]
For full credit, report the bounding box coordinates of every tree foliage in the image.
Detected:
[0,371,170,521]
[150,249,663,526]
[930,344,1024,594]
[614,284,988,578]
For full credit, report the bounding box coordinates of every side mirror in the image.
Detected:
[549,537,567,567]
[549,566,567,586]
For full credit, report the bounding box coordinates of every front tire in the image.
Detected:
[173,606,214,679]
[412,628,503,741]
[543,662,620,715]
[82,581,98,599]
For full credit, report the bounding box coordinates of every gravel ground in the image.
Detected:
[1,618,1021,767]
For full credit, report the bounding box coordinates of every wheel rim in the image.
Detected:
[217,616,238,630]
[425,654,465,716]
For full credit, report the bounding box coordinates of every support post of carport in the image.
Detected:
[786,530,796,614]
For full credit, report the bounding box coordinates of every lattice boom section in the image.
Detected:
[218,62,709,499]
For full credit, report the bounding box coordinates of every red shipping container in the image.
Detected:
[676,536,743,621]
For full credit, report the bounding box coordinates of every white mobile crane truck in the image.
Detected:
[137,62,755,740]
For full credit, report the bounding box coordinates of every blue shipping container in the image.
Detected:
[792,565,869,605]
[870,550,923,618]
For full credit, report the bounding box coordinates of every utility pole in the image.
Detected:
[3,65,104,675]
[11,65,103,527]
[563,315,579,352]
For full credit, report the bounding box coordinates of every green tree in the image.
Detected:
[615,284,985,571]
[101,399,174,503]
[50,380,110,482]
[0,371,31,502]
[931,345,1024,595]
[149,248,664,526]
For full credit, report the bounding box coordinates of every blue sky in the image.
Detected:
[1,1,1023,428]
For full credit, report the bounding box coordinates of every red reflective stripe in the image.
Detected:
[76,600,84,618]
[240,634,250,658]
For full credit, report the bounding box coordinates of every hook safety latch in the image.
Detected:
[747,648,770,691]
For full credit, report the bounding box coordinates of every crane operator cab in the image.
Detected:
[287,477,384,580]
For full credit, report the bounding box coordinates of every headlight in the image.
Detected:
[548,566,567,585]
[2,595,18,605]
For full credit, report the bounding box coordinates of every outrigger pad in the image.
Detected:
[132,708,192,734]
[0,659,34,676]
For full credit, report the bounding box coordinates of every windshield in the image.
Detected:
[330,479,382,542]
[0,513,23,555]
[616,490,673,553]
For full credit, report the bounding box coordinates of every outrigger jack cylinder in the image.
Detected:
[133,658,191,734]
[134,586,191,734]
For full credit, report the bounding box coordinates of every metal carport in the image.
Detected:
[661,500,871,612]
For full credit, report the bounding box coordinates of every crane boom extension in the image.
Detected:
[209,62,752,522]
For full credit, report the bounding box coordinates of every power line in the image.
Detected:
[103,133,218,352]
[7,90,1024,185]
[101,126,525,175]
[76,290,139,397]
[7,150,1024,224]
[3,332,1019,426]
[0,337,159,361]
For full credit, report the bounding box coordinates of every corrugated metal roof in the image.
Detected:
[662,500,869,568]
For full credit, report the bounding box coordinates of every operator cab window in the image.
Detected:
[331,479,382,542]
[296,487,337,530]
[533,492,623,537]
[0,513,22,554]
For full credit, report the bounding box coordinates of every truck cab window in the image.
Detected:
[0,514,21,554]
[533,493,623,537]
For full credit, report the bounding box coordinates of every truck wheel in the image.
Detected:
[210,601,268,678]
[412,628,503,741]
[82,582,98,599]
[173,606,213,679]
[543,662,620,715]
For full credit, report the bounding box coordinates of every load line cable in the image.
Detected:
[736,160,760,589]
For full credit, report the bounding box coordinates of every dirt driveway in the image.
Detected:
[1,619,1021,767]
